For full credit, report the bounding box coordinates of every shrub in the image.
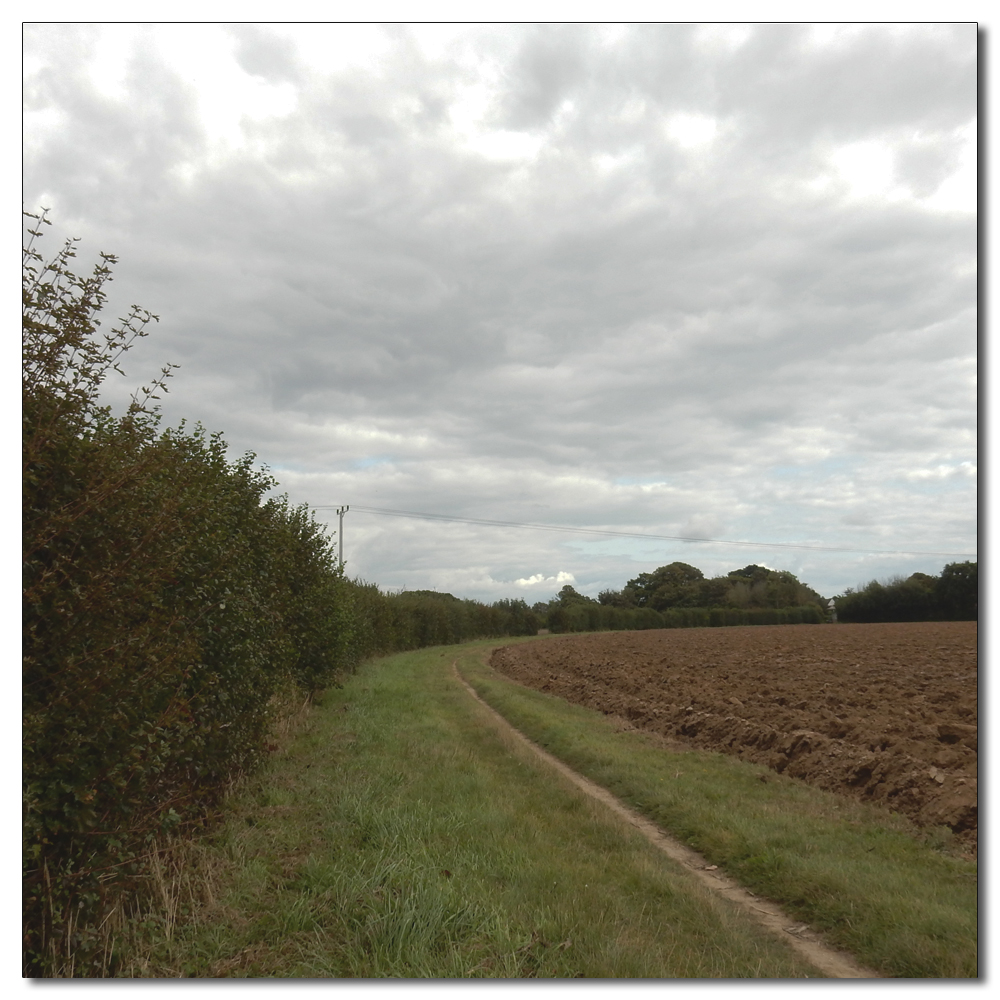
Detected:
[23,213,354,975]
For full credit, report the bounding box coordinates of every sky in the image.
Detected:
[22,20,978,604]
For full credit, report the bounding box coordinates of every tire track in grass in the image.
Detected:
[454,661,881,980]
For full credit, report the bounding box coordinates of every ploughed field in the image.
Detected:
[491,622,977,853]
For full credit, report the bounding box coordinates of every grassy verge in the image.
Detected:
[461,638,977,978]
[116,640,819,978]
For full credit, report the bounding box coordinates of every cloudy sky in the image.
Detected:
[23,21,978,603]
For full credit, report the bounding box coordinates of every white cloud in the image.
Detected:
[467,129,545,161]
[905,462,977,482]
[827,139,900,201]
[665,113,718,149]
[693,23,753,54]
[88,24,142,101]
[514,571,576,589]
[281,22,394,76]
[922,121,977,214]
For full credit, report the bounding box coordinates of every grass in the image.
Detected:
[461,637,978,978]
[115,640,821,978]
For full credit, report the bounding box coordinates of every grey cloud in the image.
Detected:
[491,25,594,130]
[227,24,301,84]
[711,24,975,148]
[23,23,976,600]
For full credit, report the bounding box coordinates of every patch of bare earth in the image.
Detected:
[491,622,977,855]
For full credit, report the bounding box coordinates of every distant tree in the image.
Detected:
[936,561,978,620]
[727,579,752,607]
[649,581,699,610]
[767,570,807,608]
[696,576,731,607]
[547,604,570,633]
[724,565,825,610]
[491,597,541,635]
[617,561,828,612]
[628,562,704,608]
[553,584,595,606]
[656,562,705,586]
[598,586,638,607]
[624,572,656,606]
[403,590,460,602]
[727,564,772,583]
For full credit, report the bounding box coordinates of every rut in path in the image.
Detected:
[454,662,882,980]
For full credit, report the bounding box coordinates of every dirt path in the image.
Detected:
[454,661,882,980]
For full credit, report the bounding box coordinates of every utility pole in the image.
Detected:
[336,505,349,570]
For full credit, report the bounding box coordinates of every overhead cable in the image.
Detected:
[310,504,975,559]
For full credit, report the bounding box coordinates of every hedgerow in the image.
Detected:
[22,212,366,974]
[834,564,977,623]
[21,213,541,976]
[545,602,824,633]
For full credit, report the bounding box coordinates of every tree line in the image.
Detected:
[833,564,977,623]
[526,561,830,633]
[528,557,978,630]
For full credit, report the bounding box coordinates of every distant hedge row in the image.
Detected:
[834,563,977,623]
[345,586,540,658]
[546,602,825,634]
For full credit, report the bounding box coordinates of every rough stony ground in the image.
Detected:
[491,622,977,854]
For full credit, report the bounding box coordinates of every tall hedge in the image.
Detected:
[23,214,356,975]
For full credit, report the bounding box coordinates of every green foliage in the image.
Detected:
[553,583,595,606]
[623,561,826,614]
[835,562,977,623]
[626,562,704,608]
[19,217,432,974]
[340,586,541,654]
[597,586,638,608]
[936,561,978,619]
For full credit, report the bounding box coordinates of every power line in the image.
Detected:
[310,504,976,559]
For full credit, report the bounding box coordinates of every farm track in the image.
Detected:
[491,622,978,855]
[455,660,881,980]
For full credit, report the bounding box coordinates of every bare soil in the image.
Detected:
[491,622,977,853]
